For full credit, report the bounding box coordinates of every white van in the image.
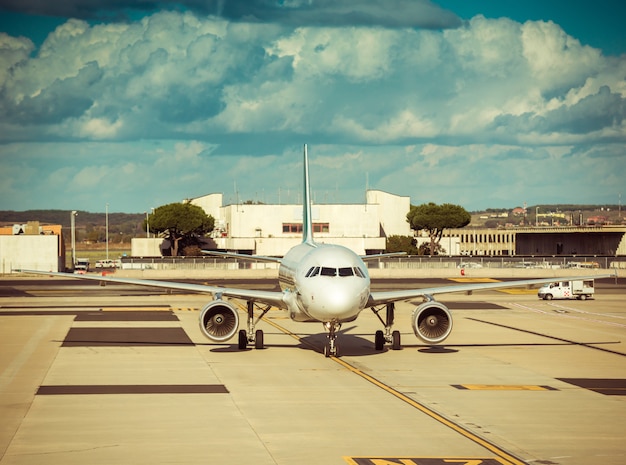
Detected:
[537,280,595,300]
[74,258,90,274]
[95,259,117,269]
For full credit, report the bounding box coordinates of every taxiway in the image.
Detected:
[0,276,624,465]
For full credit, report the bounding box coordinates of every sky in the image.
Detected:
[0,0,625,213]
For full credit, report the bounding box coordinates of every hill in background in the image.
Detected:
[469,204,625,228]
[0,210,146,244]
[1,204,624,240]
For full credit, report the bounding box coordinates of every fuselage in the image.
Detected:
[278,242,371,323]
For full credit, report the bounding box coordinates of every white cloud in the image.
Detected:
[0,33,33,90]
[2,11,624,144]
[0,11,624,211]
[77,116,123,139]
[268,27,395,81]
[521,20,603,97]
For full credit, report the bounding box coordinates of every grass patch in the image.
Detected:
[65,244,131,268]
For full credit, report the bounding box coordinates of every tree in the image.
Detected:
[147,203,215,257]
[386,235,419,255]
[406,202,470,255]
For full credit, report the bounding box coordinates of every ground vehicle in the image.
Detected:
[73,258,90,274]
[95,259,118,269]
[538,280,594,300]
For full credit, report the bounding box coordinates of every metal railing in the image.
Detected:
[120,255,626,271]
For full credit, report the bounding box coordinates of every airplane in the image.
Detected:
[18,144,612,357]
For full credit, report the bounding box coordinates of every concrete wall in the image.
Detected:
[366,190,412,237]
[1,235,62,273]
[131,238,171,257]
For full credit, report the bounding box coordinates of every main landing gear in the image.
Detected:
[238,300,271,350]
[371,302,402,351]
[323,321,341,357]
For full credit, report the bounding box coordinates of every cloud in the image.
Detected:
[0,0,461,29]
[492,86,626,138]
[0,10,625,211]
[221,0,462,29]
[1,11,624,147]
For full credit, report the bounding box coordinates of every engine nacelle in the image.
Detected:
[199,300,239,342]
[411,301,453,344]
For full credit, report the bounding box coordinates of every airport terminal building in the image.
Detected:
[190,189,413,256]
[131,191,626,258]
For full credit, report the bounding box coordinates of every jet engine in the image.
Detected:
[411,301,453,344]
[199,300,239,342]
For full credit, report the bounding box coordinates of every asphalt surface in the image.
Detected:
[0,276,625,465]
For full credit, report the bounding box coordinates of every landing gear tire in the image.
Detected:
[238,329,247,350]
[375,330,385,351]
[324,340,337,357]
[254,329,264,349]
[323,321,340,357]
[391,330,401,350]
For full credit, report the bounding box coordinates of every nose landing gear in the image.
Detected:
[323,321,341,357]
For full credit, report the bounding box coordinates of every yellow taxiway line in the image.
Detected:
[262,317,527,465]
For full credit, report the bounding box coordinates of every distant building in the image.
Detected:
[0,221,66,272]
[449,226,626,256]
[187,189,412,256]
[587,215,608,225]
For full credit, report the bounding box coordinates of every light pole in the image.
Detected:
[106,203,109,260]
[146,208,154,238]
[70,210,78,268]
[536,206,539,227]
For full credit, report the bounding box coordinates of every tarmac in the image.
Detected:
[0,275,624,465]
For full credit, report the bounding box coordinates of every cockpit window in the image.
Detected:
[305,266,320,277]
[353,267,366,278]
[320,267,337,277]
[306,266,366,278]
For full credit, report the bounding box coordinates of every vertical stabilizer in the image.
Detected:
[302,144,314,245]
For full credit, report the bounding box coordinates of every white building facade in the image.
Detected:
[189,190,412,256]
[1,235,63,273]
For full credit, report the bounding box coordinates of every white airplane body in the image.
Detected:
[19,145,612,356]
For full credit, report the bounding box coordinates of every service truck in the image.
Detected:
[537,279,595,300]
[74,258,90,274]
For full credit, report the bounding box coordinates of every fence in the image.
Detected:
[120,255,626,271]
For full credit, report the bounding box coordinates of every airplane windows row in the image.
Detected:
[305,266,366,278]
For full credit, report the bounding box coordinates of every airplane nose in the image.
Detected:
[308,283,363,321]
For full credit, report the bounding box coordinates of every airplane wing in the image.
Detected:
[367,274,614,307]
[202,250,282,263]
[17,270,288,309]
